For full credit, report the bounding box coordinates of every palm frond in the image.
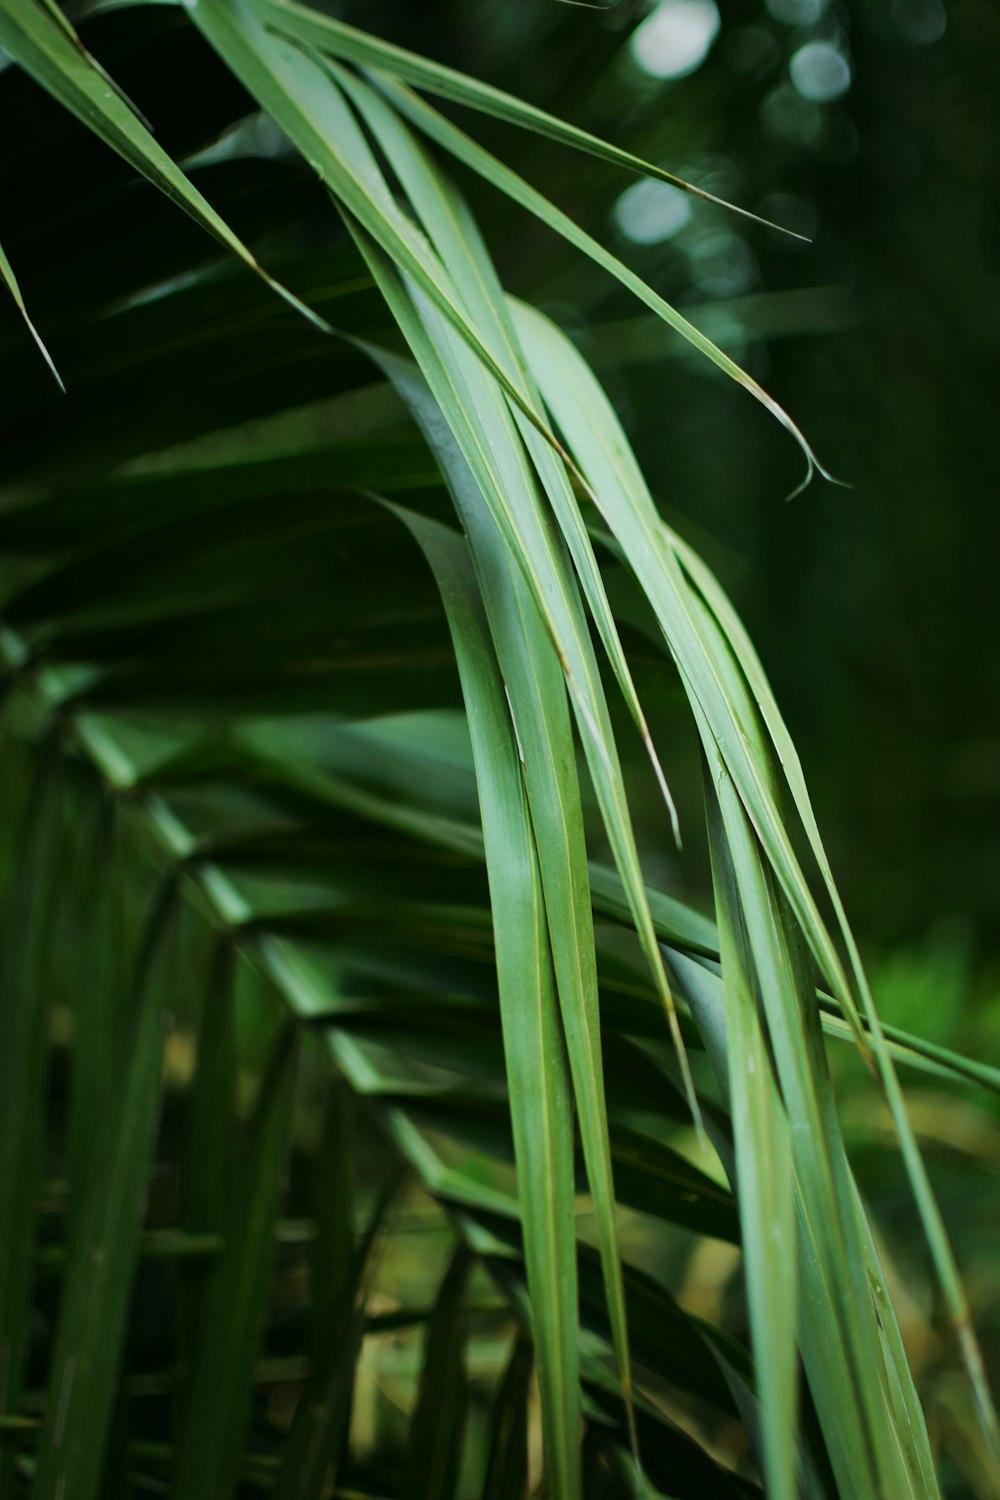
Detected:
[0,2,994,1496]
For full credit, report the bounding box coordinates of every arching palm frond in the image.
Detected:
[0,4,994,1499]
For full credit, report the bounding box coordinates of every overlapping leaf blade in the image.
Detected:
[0,0,326,344]
[397,507,581,1500]
[705,765,797,1500]
[0,4,990,1495]
[257,0,801,233]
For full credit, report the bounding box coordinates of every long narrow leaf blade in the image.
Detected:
[0,236,63,389]
[0,0,326,330]
[706,760,797,1500]
[396,507,581,1500]
[356,71,827,483]
[258,0,802,235]
[33,880,177,1500]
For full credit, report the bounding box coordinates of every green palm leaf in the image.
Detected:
[0,4,993,1497]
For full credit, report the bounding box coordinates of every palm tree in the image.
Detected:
[0,2,996,1497]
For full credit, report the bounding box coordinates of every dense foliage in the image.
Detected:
[0,2,996,1498]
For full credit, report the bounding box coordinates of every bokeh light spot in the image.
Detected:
[614,179,693,244]
[789,40,852,102]
[631,0,721,80]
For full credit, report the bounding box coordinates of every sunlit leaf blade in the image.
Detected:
[510,297,856,1012]
[371,299,681,1442]
[672,953,882,1498]
[693,594,994,1463]
[230,0,825,485]
[33,880,177,1500]
[709,817,894,1497]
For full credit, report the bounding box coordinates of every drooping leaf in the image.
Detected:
[0,235,63,388]
[705,757,797,1500]
[0,0,326,330]
[354,71,826,483]
[258,0,803,234]
[396,507,582,1500]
